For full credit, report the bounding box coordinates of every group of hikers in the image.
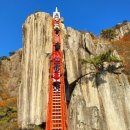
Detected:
[51,15,62,92]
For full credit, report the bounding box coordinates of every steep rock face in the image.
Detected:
[63,27,96,84]
[18,12,52,129]
[0,50,22,130]
[69,71,130,130]
[18,12,130,130]
[62,27,130,130]
[0,50,22,99]
[97,72,130,130]
[115,22,130,40]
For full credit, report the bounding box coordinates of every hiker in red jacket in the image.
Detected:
[51,72,62,92]
[51,72,61,82]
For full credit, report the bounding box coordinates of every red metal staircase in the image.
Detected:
[45,12,70,130]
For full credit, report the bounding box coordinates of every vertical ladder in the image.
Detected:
[45,17,70,130]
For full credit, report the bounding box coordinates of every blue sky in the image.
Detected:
[0,0,130,56]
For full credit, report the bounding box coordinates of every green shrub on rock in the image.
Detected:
[100,28,117,40]
[9,51,15,56]
[0,56,10,61]
[81,49,122,71]
[0,111,6,118]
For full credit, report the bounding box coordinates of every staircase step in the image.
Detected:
[52,105,61,107]
[52,112,62,116]
[53,102,61,104]
[53,99,61,101]
[52,101,61,103]
[52,124,62,127]
[52,113,62,116]
[52,127,62,130]
[52,111,61,113]
[53,92,61,94]
[53,97,61,99]
[53,95,61,99]
[53,93,61,95]
[52,115,62,117]
[53,95,61,97]
[52,118,62,121]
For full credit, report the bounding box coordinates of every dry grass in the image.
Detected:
[0,98,17,110]
[112,34,130,82]
[0,98,18,130]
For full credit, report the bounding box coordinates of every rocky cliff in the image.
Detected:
[18,12,52,129]
[0,12,130,130]
[115,22,130,39]
[0,50,22,130]
[0,50,22,100]
[63,28,130,130]
[17,12,130,130]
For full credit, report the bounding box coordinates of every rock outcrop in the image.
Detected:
[18,12,53,129]
[62,27,130,130]
[69,71,130,130]
[115,22,130,40]
[16,12,130,130]
[0,50,22,130]
[0,50,22,100]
